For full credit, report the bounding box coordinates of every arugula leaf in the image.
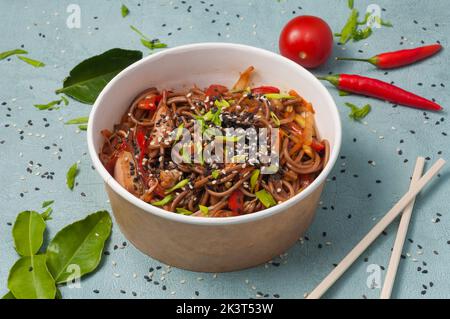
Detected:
[353,27,373,41]
[339,9,359,44]
[55,48,143,104]
[45,211,112,284]
[12,211,46,256]
[345,102,371,121]
[255,190,277,208]
[65,116,89,125]
[151,194,174,206]
[0,49,28,60]
[176,208,193,215]
[121,4,129,17]
[17,55,45,68]
[66,163,79,190]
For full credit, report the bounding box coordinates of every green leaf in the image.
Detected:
[66,163,79,190]
[0,49,28,60]
[42,200,54,208]
[17,55,45,68]
[348,0,354,9]
[45,211,112,284]
[8,255,56,299]
[339,9,359,44]
[78,124,88,131]
[250,169,260,192]
[2,291,16,299]
[353,27,373,41]
[55,48,143,104]
[176,208,193,215]
[166,179,190,194]
[121,4,129,17]
[345,102,372,121]
[151,194,174,206]
[65,116,89,125]
[12,211,46,256]
[255,190,277,208]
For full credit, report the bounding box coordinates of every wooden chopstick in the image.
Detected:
[380,157,425,298]
[306,158,446,299]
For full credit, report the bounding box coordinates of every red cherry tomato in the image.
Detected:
[279,16,333,69]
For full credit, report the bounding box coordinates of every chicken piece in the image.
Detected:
[114,151,143,196]
[150,100,174,144]
[159,169,182,189]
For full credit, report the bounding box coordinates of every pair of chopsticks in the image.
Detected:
[307,157,446,299]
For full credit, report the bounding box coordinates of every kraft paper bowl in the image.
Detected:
[87,43,342,272]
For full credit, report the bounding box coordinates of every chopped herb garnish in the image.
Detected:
[264,93,294,99]
[66,163,79,190]
[65,117,89,125]
[352,27,373,41]
[176,208,193,215]
[211,170,220,179]
[270,112,281,127]
[339,9,359,44]
[199,205,209,216]
[166,179,190,194]
[78,125,88,131]
[348,0,354,9]
[255,189,277,208]
[42,200,54,208]
[151,194,174,206]
[41,207,53,221]
[175,123,184,141]
[121,4,129,17]
[345,102,372,121]
[16,55,45,68]
[34,99,63,111]
[339,90,352,97]
[130,25,168,51]
[215,135,241,142]
[0,49,28,61]
[250,169,260,192]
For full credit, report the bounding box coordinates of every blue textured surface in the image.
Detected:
[0,0,449,299]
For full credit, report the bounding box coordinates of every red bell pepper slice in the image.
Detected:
[138,95,161,111]
[251,86,280,95]
[228,190,244,214]
[205,84,228,98]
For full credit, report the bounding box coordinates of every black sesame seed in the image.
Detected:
[93,289,99,294]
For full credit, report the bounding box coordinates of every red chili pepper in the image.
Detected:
[251,86,280,95]
[311,139,325,152]
[228,190,244,214]
[336,44,442,69]
[135,129,149,175]
[205,84,228,98]
[319,74,442,112]
[138,95,161,111]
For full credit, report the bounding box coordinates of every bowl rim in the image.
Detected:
[87,42,342,226]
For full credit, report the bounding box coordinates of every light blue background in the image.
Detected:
[0,0,448,299]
